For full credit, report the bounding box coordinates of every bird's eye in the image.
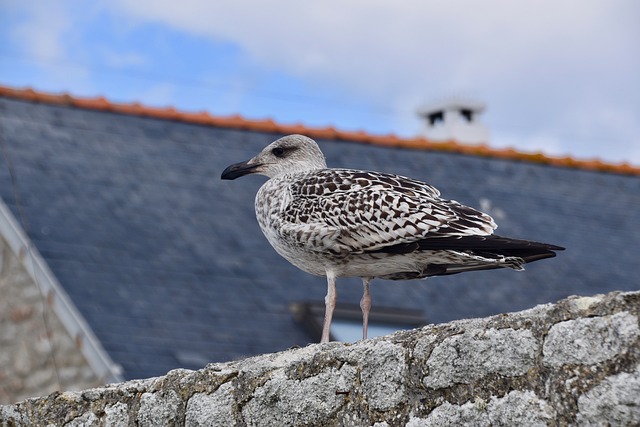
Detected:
[271,147,286,157]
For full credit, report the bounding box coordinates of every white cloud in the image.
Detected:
[492,132,565,157]
[568,104,640,163]
[4,1,97,92]
[105,0,639,162]
[4,0,638,163]
[133,82,176,106]
[106,1,638,93]
[9,2,72,59]
[103,51,148,69]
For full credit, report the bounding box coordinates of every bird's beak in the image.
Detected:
[221,160,262,180]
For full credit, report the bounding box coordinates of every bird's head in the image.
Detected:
[221,134,327,180]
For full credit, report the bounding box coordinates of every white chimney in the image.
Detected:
[417,98,489,144]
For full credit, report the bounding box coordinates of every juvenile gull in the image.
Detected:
[221,134,564,343]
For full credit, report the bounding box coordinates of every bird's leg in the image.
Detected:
[321,272,337,343]
[360,277,372,340]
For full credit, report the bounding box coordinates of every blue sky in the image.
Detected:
[1,1,639,164]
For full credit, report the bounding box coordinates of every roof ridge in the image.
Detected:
[1,84,638,176]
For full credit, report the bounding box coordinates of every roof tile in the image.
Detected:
[0,84,637,176]
[1,93,639,380]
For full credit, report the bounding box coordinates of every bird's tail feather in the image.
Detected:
[376,234,563,259]
[373,234,563,278]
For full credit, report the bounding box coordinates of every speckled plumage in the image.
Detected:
[222,134,563,342]
[255,168,517,278]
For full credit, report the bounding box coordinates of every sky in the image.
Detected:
[1,0,639,164]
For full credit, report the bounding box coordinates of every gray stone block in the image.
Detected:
[1,291,637,426]
[543,312,639,367]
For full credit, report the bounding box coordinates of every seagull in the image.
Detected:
[221,134,564,343]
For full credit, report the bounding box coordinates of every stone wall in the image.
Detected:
[2,290,638,426]
[0,236,101,404]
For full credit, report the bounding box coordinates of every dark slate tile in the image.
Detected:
[1,97,639,379]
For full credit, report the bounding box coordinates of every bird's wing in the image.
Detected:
[276,169,497,255]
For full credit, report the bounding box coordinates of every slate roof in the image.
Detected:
[1,86,639,380]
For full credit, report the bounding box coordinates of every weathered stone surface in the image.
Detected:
[0,236,101,404]
[103,402,129,427]
[137,389,183,427]
[242,363,357,426]
[1,290,638,426]
[576,364,640,426]
[355,340,407,411]
[419,327,538,389]
[185,382,235,427]
[406,390,556,427]
[543,311,639,367]
[65,411,100,427]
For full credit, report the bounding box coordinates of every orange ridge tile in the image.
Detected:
[1,84,638,176]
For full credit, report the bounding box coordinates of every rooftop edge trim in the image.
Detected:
[1,84,638,176]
